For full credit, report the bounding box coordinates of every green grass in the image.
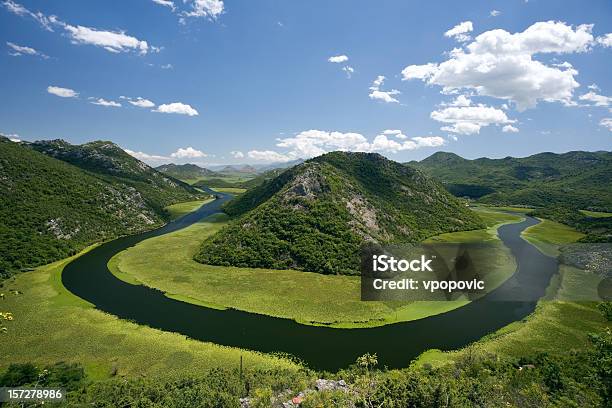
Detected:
[522,218,585,256]
[0,247,299,380]
[109,208,520,328]
[476,205,534,214]
[414,270,607,369]
[164,198,213,220]
[415,218,607,369]
[211,187,247,194]
[580,209,612,218]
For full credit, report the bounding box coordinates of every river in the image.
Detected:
[62,194,557,371]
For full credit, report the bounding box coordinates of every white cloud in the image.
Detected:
[342,65,354,78]
[444,95,472,107]
[402,21,596,110]
[161,63,173,69]
[579,91,611,107]
[152,0,175,11]
[490,10,501,17]
[47,86,78,98]
[61,23,151,54]
[445,21,473,42]
[369,75,401,103]
[431,105,514,135]
[600,118,612,131]
[230,150,244,159]
[247,150,294,162]
[170,147,208,159]
[3,2,155,55]
[597,33,612,47]
[124,149,169,164]
[125,97,156,108]
[271,129,444,159]
[90,98,121,107]
[328,54,349,63]
[382,129,408,139]
[184,0,224,19]
[2,0,54,31]
[6,41,48,58]
[502,124,519,133]
[588,83,600,91]
[401,63,438,80]
[153,102,199,116]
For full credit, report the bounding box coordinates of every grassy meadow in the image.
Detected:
[414,217,608,369]
[109,207,522,328]
[164,198,213,220]
[522,218,586,256]
[0,246,299,380]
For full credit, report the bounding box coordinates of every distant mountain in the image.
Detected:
[155,163,217,181]
[29,139,200,213]
[195,152,483,275]
[217,164,258,174]
[409,151,612,211]
[0,137,202,278]
[256,158,304,173]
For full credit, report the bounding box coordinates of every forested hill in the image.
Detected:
[155,163,217,180]
[196,152,483,275]
[409,151,612,211]
[30,139,199,213]
[0,137,202,278]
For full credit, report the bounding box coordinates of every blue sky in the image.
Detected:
[1,0,610,166]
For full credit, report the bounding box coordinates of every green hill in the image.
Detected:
[195,152,483,275]
[0,137,202,278]
[30,139,200,213]
[409,151,612,211]
[155,163,217,181]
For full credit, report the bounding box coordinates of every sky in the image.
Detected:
[1,0,611,166]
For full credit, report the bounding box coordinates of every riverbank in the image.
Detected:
[0,246,300,380]
[108,207,522,328]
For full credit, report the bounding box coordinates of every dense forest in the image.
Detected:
[196,152,483,275]
[0,137,203,278]
[409,151,612,211]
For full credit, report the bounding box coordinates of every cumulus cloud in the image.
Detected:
[369,75,401,103]
[184,0,224,19]
[47,86,78,98]
[401,63,438,80]
[597,33,612,47]
[90,98,121,107]
[328,55,349,63]
[502,125,519,133]
[431,105,514,135]
[6,41,48,58]
[247,150,294,162]
[153,102,199,116]
[445,21,473,42]
[600,118,612,131]
[263,129,445,160]
[490,10,501,17]
[402,21,597,110]
[230,150,244,159]
[579,91,611,107]
[3,1,155,55]
[170,146,207,159]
